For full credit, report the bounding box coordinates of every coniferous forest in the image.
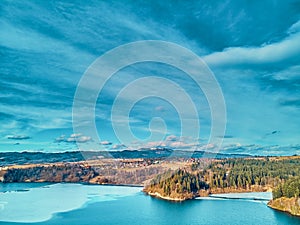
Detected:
[144,156,300,208]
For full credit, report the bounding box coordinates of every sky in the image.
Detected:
[0,0,300,155]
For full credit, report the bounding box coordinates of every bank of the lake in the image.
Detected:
[268,197,300,217]
[146,191,190,201]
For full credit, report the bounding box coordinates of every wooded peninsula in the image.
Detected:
[143,156,300,216]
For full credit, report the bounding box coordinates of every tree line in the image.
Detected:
[145,157,300,198]
[193,157,300,190]
[148,169,208,196]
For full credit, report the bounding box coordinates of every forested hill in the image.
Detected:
[143,169,209,201]
[144,156,300,201]
[194,157,300,190]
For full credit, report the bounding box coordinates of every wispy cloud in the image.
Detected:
[132,135,202,150]
[7,135,31,140]
[55,133,92,143]
[204,22,300,68]
[100,140,112,145]
[111,144,127,150]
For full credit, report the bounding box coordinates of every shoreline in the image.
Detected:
[267,203,297,216]
[268,197,300,217]
[145,191,190,202]
[207,192,272,201]
[144,189,273,202]
[268,204,300,218]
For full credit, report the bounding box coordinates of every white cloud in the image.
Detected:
[111,144,127,150]
[100,140,112,145]
[133,135,202,150]
[270,65,300,81]
[165,135,179,142]
[204,23,300,68]
[70,133,82,138]
[55,135,66,142]
[55,134,92,143]
[155,106,165,112]
[288,20,300,34]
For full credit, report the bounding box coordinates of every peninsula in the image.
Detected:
[143,156,300,217]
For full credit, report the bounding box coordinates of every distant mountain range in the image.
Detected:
[0,149,254,166]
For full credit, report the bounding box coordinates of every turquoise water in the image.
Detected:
[0,183,300,225]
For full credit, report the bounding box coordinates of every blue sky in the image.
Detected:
[0,0,300,154]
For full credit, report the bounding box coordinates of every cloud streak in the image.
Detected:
[55,134,92,143]
[7,135,31,140]
[204,25,300,68]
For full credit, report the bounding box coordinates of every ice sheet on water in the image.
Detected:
[208,192,272,200]
[0,183,141,223]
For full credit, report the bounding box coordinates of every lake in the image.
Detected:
[0,183,299,225]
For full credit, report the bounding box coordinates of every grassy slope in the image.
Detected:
[268,197,300,216]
